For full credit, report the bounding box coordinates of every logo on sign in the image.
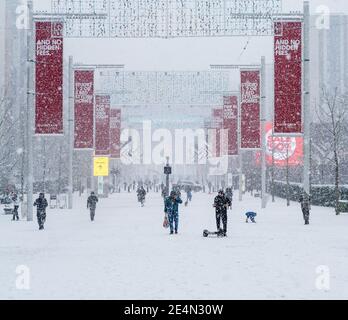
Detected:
[223,105,237,120]
[76,83,93,104]
[275,39,301,56]
[242,81,259,103]
[265,129,296,161]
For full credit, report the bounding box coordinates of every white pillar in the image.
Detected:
[26,0,34,221]
[261,56,267,209]
[68,56,74,209]
[303,1,311,196]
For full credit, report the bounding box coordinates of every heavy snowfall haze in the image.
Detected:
[28,0,348,70]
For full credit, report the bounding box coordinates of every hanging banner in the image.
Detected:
[223,96,239,156]
[95,95,110,156]
[274,21,302,134]
[240,69,261,149]
[110,109,122,159]
[74,70,94,149]
[256,122,303,167]
[35,21,64,135]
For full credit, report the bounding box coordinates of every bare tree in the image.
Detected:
[316,87,348,215]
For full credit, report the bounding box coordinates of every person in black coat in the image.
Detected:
[87,192,99,221]
[33,193,48,230]
[213,190,231,237]
[225,187,233,210]
[137,186,147,207]
[299,193,311,225]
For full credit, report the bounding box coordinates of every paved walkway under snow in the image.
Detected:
[0,192,347,300]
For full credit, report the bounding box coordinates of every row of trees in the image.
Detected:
[315,87,348,215]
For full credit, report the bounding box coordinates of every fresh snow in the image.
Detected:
[1,192,347,300]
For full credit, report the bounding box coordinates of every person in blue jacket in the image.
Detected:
[164,190,183,235]
[245,212,257,223]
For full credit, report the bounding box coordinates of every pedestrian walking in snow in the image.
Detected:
[164,191,183,235]
[87,192,99,222]
[33,193,48,230]
[137,186,147,207]
[185,186,192,206]
[213,190,231,237]
[11,193,20,221]
[299,193,311,225]
[208,181,212,194]
[225,187,233,210]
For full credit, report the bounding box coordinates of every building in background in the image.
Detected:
[0,0,28,188]
[311,14,348,111]
[0,1,5,92]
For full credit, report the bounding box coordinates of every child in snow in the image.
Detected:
[245,212,257,223]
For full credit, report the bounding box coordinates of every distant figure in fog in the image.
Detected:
[11,193,20,221]
[299,193,311,225]
[225,187,233,210]
[137,186,147,207]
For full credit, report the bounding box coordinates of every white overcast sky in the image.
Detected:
[31,0,348,70]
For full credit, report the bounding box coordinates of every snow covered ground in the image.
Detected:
[0,191,347,300]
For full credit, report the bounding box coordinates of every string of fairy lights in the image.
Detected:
[97,70,231,106]
[51,0,282,38]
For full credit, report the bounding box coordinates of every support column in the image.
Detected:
[26,0,34,221]
[261,56,267,209]
[303,1,311,196]
[68,56,74,209]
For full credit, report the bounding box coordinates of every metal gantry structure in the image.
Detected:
[97,70,231,106]
[51,0,282,38]
[23,0,310,218]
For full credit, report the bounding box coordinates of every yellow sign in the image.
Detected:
[94,157,109,177]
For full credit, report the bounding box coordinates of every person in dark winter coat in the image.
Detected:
[164,191,183,235]
[184,186,192,206]
[137,186,147,207]
[33,193,48,230]
[225,187,233,210]
[12,193,20,221]
[299,193,311,225]
[213,190,231,237]
[87,192,99,221]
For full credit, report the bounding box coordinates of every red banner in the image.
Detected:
[35,21,63,135]
[240,70,261,149]
[223,96,239,156]
[74,70,94,149]
[256,123,303,167]
[95,95,110,156]
[110,109,122,159]
[274,21,302,134]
